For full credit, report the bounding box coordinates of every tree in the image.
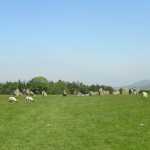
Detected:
[28,76,49,94]
[1,82,18,94]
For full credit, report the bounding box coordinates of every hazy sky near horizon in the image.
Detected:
[0,0,150,86]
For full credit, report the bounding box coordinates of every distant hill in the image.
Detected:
[124,80,150,90]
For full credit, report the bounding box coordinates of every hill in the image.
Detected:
[124,80,150,89]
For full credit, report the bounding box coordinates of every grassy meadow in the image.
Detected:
[0,95,150,150]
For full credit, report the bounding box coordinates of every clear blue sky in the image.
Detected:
[0,0,150,86]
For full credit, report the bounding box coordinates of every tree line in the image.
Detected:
[0,76,114,95]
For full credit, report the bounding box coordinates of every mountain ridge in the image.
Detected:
[123,80,150,89]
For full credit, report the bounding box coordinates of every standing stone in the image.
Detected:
[42,91,47,96]
[121,88,129,95]
[63,90,67,96]
[99,88,104,96]
[14,89,21,97]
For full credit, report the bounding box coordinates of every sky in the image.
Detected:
[0,0,150,86]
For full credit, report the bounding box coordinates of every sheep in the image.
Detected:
[8,97,17,103]
[142,92,148,98]
[25,96,34,103]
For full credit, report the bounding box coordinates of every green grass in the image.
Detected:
[0,95,150,150]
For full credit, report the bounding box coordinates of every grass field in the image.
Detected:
[0,95,150,150]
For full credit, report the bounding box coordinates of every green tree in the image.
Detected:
[1,82,18,94]
[28,76,49,94]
